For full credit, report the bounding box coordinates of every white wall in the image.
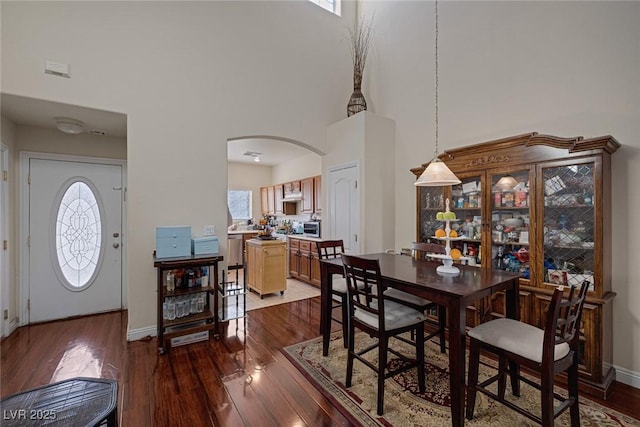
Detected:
[272,151,322,184]
[361,1,640,380]
[1,1,355,337]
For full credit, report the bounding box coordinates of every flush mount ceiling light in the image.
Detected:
[55,117,84,135]
[414,1,461,187]
[243,151,262,163]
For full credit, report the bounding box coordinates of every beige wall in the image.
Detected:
[16,126,126,159]
[272,151,322,184]
[1,1,355,338]
[227,161,272,222]
[362,1,640,381]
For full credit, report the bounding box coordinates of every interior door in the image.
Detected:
[327,163,359,253]
[28,158,123,323]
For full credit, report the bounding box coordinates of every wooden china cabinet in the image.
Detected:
[411,132,620,397]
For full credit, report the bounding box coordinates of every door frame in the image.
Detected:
[19,151,127,326]
[1,143,9,337]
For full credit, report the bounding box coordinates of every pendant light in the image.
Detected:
[414,1,461,187]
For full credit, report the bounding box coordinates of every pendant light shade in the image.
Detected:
[414,0,461,187]
[414,158,461,187]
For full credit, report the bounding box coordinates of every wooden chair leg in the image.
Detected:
[540,367,555,427]
[377,336,388,415]
[340,295,349,348]
[437,305,446,353]
[466,339,480,420]
[498,356,507,399]
[568,357,581,427]
[345,325,355,388]
[416,324,425,394]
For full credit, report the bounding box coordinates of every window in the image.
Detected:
[55,180,102,289]
[228,190,252,221]
[308,0,340,16]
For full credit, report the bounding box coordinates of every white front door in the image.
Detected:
[28,158,123,323]
[327,163,360,253]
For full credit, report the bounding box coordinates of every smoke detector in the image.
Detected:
[55,117,84,135]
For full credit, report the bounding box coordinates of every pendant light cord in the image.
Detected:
[434,0,439,159]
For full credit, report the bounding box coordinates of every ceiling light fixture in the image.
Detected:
[243,151,262,163]
[414,1,461,187]
[55,117,84,135]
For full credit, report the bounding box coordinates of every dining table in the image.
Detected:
[319,252,521,427]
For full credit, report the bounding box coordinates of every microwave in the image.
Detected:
[303,221,321,238]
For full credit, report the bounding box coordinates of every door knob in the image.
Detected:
[113,243,120,249]
[113,232,120,238]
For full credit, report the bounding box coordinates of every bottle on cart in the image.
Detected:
[166,270,175,292]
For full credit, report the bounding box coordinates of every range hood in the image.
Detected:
[283,193,302,202]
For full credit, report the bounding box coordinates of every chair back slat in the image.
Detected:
[411,242,446,259]
[342,254,384,330]
[543,281,589,361]
[317,240,345,260]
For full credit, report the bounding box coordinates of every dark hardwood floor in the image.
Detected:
[2,297,639,426]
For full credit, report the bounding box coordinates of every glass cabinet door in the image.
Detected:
[490,170,532,279]
[541,162,595,290]
[449,175,483,267]
[417,186,445,243]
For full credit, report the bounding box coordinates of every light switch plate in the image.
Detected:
[203,225,215,236]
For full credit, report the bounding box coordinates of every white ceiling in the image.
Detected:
[1,93,318,167]
[227,137,319,166]
[1,93,127,138]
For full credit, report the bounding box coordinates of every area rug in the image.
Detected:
[282,332,639,426]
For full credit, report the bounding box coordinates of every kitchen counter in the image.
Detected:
[287,235,324,243]
[228,229,261,235]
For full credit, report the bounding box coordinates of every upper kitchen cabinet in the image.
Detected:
[314,175,322,213]
[411,132,620,396]
[260,187,269,215]
[301,177,314,213]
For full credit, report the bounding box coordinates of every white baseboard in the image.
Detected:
[127,324,157,342]
[611,363,640,389]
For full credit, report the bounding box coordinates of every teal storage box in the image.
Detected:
[156,226,192,258]
[192,236,219,255]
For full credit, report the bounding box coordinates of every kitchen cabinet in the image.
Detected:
[314,175,322,213]
[246,238,287,298]
[154,254,223,353]
[267,186,275,215]
[274,184,284,215]
[301,177,314,213]
[411,132,620,397]
[288,236,321,287]
[260,187,268,215]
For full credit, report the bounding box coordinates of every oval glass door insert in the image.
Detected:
[55,180,103,289]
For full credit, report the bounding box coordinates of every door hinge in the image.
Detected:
[2,170,7,181]
[2,240,7,250]
[28,173,31,185]
[3,309,7,320]
[355,180,358,189]
[354,234,358,242]
[27,236,31,247]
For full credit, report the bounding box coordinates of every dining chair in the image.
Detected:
[316,240,349,347]
[381,242,447,353]
[466,281,590,426]
[342,254,426,416]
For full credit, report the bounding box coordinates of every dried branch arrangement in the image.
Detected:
[348,15,374,90]
[347,15,374,117]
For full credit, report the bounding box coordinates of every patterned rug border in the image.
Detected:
[281,332,640,427]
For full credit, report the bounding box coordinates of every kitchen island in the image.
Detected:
[245,238,287,298]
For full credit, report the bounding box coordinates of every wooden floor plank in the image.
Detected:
[1,296,638,425]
